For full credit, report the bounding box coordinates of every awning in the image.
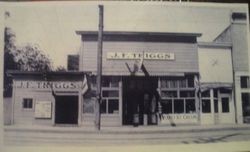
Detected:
[200,82,233,92]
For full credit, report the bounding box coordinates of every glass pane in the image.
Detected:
[220,88,231,94]
[110,77,119,87]
[23,100,27,108]
[241,76,249,88]
[201,91,210,97]
[169,80,178,88]
[161,79,167,88]
[222,97,229,113]
[179,79,187,88]
[187,77,194,88]
[202,99,211,113]
[185,99,195,113]
[161,91,177,98]
[90,76,96,88]
[23,98,32,109]
[108,99,119,114]
[28,100,33,108]
[174,99,184,113]
[180,91,195,97]
[242,93,250,118]
[214,99,218,113]
[102,91,119,97]
[161,99,172,114]
[102,77,110,87]
[101,100,107,114]
[214,89,218,98]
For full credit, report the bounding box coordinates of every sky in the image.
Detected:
[1,1,248,69]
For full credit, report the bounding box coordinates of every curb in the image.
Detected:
[4,125,250,134]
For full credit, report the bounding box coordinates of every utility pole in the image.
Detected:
[95,5,103,130]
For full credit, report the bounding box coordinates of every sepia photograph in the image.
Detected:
[1,1,250,151]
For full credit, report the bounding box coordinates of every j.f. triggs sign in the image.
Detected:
[14,80,82,90]
[107,52,175,60]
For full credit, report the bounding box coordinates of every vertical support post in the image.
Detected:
[95,5,104,130]
[194,75,201,124]
[78,91,82,126]
[210,89,215,124]
[119,78,123,126]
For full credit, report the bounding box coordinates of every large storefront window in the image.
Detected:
[160,76,196,114]
[202,99,211,113]
[201,90,211,113]
[174,99,184,113]
[201,89,218,113]
[83,76,120,114]
[101,92,119,114]
[186,99,196,113]
[221,97,229,113]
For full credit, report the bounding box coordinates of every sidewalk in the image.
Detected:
[4,124,250,134]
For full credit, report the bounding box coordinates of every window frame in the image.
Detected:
[160,77,196,114]
[22,98,34,110]
[241,76,250,89]
[83,76,120,115]
[221,97,230,113]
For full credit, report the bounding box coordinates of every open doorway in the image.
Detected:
[122,77,158,125]
[55,96,78,124]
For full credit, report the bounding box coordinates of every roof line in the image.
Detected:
[198,42,232,49]
[75,31,202,37]
[212,24,231,42]
[7,70,91,76]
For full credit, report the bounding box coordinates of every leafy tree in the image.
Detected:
[14,44,52,72]
[3,27,18,97]
[3,12,53,97]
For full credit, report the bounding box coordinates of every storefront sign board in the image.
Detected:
[107,52,175,60]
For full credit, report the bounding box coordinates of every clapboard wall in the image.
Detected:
[80,41,199,75]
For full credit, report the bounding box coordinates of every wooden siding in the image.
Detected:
[13,89,54,126]
[80,41,199,75]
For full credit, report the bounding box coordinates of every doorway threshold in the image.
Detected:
[54,124,79,127]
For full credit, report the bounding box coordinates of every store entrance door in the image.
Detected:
[55,96,78,124]
[215,94,234,124]
[122,77,158,125]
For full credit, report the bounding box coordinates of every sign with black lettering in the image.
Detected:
[14,81,82,91]
[35,101,52,119]
[160,114,198,124]
[107,52,175,60]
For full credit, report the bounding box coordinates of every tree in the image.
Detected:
[14,44,52,72]
[4,11,53,97]
[3,27,18,97]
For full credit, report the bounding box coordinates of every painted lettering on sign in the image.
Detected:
[160,114,198,124]
[15,81,82,90]
[107,52,175,60]
[163,114,197,120]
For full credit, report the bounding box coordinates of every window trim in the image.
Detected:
[22,98,34,111]
[160,77,196,114]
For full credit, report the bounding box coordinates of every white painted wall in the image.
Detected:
[198,47,233,83]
